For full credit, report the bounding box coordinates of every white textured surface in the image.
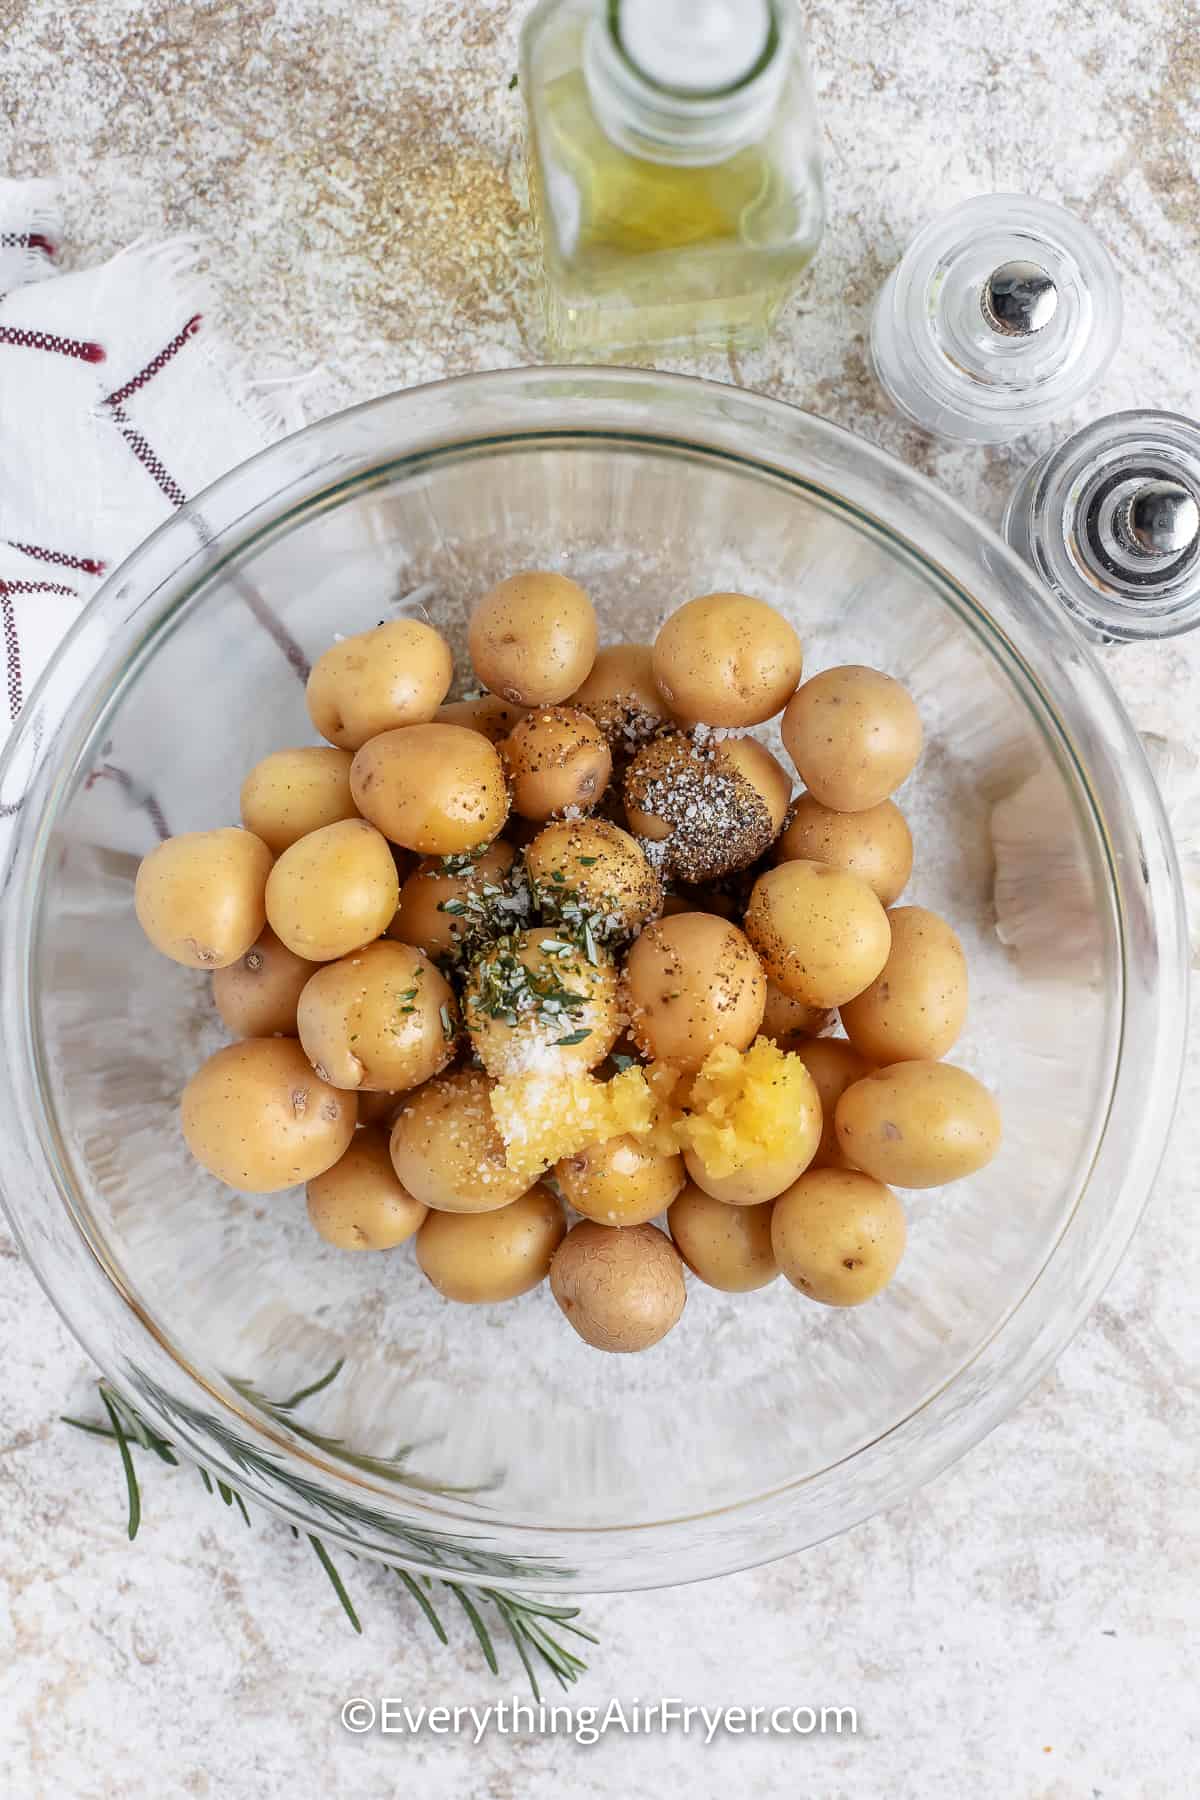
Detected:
[1,2,1198,1795]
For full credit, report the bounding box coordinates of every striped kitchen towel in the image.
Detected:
[0,176,303,757]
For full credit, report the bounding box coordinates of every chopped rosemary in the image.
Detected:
[437,844,490,878]
[467,933,588,1033]
[439,1004,456,1042]
[610,1052,637,1072]
[577,855,598,866]
[556,1028,592,1047]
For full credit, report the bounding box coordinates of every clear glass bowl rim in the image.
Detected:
[0,366,1187,1593]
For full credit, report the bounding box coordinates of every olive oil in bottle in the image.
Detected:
[520,0,825,359]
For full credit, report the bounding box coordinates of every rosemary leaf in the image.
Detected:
[309,1536,362,1634]
[99,1387,141,1542]
[448,1584,499,1675]
[395,1567,449,1643]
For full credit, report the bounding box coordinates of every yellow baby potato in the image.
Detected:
[668,1183,778,1292]
[436,693,530,745]
[677,1039,822,1205]
[713,736,792,834]
[623,732,781,882]
[840,905,968,1063]
[464,927,622,1077]
[556,1133,685,1227]
[524,817,662,938]
[760,980,832,1043]
[239,746,358,855]
[568,642,673,745]
[212,926,313,1038]
[135,827,272,970]
[469,571,598,706]
[652,593,802,727]
[550,1220,686,1353]
[416,1184,566,1302]
[503,706,613,820]
[835,1061,1001,1189]
[350,723,509,855]
[778,793,913,906]
[744,860,891,1009]
[781,665,922,812]
[265,818,399,961]
[771,1167,906,1305]
[389,1068,540,1213]
[306,1126,428,1249]
[181,1038,356,1193]
[296,939,457,1093]
[306,618,453,749]
[790,1035,875,1169]
[624,912,765,1073]
[389,840,516,963]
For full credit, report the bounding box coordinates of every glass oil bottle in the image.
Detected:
[519,0,825,360]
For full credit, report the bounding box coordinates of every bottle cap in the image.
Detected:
[870,195,1122,444]
[1004,411,1200,642]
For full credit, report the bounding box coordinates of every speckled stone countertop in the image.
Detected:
[1,3,1198,1796]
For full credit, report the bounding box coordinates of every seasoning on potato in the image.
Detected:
[840,905,968,1063]
[550,1220,687,1352]
[135,827,272,969]
[416,1185,566,1302]
[306,1126,428,1250]
[652,592,803,727]
[503,706,613,821]
[745,859,891,1009]
[668,1183,778,1293]
[265,817,399,962]
[296,939,457,1092]
[524,817,662,940]
[568,642,672,747]
[181,1038,357,1192]
[778,793,913,907]
[464,926,622,1077]
[556,1133,685,1227]
[389,840,518,964]
[350,722,509,855]
[790,1035,875,1169]
[782,665,922,811]
[436,693,530,745]
[624,912,765,1072]
[306,618,453,750]
[389,1067,541,1212]
[212,926,313,1038]
[240,746,358,855]
[771,1167,906,1305]
[469,570,598,707]
[623,731,789,883]
[834,1060,1001,1188]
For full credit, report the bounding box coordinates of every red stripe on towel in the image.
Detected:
[0,324,105,362]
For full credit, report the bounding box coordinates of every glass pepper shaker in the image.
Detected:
[870,195,1122,444]
[519,0,825,360]
[1004,410,1200,642]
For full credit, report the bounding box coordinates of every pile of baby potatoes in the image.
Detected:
[134,572,1001,1355]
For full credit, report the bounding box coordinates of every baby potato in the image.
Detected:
[212,926,313,1038]
[350,723,509,855]
[357,1089,401,1127]
[464,927,622,1077]
[556,1134,685,1227]
[265,818,399,961]
[790,1036,875,1169]
[668,1183,778,1292]
[781,665,922,811]
[181,1038,356,1192]
[622,732,780,883]
[306,1126,428,1249]
[550,1220,686,1353]
[297,940,457,1093]
[503,706,613,821]
[416,1184,565,1302]
[760,981,832,1043]
[624,912,765,1073]
[568,643,672,746]
[525,817,662,938]
[389,840,516,963]
[389,1067,539,1212]
[239,746,357,856]
[771,1168,906,1305]
[745,860,891,1009]
[436,693,530,745]
[840,906,968,1063]
[469,571,598,707]
[651,593,803,728]
[835,1061,1001,1189]
[306,619,453,750]
[778,794,913,907]
[135,827,272,970]
[680,1040,822,1205]
[715,735,792,833]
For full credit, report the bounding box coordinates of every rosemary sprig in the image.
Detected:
[63,1375,595,1699]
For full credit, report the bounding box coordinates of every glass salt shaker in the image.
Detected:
[870,195,1122,444]
[520,0,825,360]
[1004,410,1200,642]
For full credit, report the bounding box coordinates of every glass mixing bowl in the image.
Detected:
[0,368,1186,1593]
